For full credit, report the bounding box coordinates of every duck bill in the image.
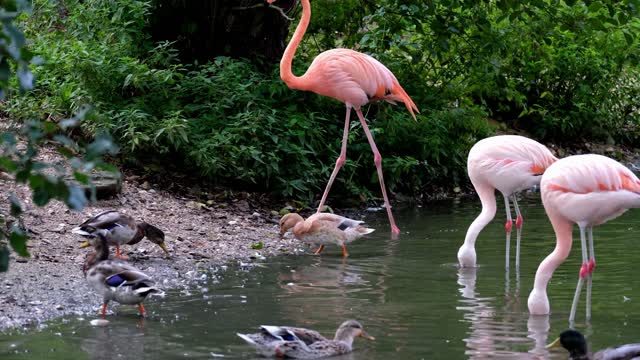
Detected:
[545,337,561,350]
[360,330,375,341]
[79,241,91,248]
[158,242,170,254]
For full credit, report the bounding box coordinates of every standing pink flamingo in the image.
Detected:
[267,0,419,236]
[457,135,557,269]
[528,154,640,322]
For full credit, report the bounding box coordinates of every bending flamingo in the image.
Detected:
[267,0,419,235]
[528,154,640,322]
[457,135,557,269]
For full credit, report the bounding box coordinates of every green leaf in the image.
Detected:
[0,246,9,272]
[251,241,264,250]
[9,195,22,216]
[9,227,29,257]
[66,184,88,210]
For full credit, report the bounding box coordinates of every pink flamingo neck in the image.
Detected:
[280,0,310,91]
[463,183,497,247]
[532,213,573,294]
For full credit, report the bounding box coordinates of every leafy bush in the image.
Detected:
[353,0,640,144]
[6,0,490,206]
[0,0,118,272]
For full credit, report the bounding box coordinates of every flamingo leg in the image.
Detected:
[512,195,523,270]
[138,303,146,316]
[586,226,595,320]
[354,108,400,235]
[100,303,107,316]
[317,106,351,213]
[570,225,590,323]
[504,195,512,270]
[341,244,349,258]
[313,245,325,255]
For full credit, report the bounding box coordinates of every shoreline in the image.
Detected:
[0,175,305,332]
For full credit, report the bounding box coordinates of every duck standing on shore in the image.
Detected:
[237,319,374,358]
[73,210,168,259]
[279,213,374,257]
[82,230,162,316]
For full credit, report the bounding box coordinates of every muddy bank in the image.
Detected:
[0,174,314,332]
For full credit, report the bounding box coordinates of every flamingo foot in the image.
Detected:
[516,215,523,230]
[138,303,146,316]
[588,259,596,274]
[313,245,325,255]
[505,220,513,233]
[579,263,589,278]
[100,303,107,316]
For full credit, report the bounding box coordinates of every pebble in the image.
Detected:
[89,319,110,327]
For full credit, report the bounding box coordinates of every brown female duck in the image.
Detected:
[279,213,374,257]
[237,320,374,358]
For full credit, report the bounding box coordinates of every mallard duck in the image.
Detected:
[82,230,162,316]
[237,320,374,359]
[279,213,374,257]
[73,210,168,259]
[547,329,640,360]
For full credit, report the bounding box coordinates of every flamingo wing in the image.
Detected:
[303,49,418,119]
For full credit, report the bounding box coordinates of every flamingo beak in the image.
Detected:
[545,337,561,350]
[360,330,375,341]
[266,0,276,4]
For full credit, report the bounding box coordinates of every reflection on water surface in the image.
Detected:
[2,196,639,359]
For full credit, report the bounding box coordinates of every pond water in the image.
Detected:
[2,195,640,359]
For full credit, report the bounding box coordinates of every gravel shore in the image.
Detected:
[0,174,303,332]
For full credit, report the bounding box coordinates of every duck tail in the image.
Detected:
[358,227,375,235]
[237,333,257,346]
[71,226,94,237]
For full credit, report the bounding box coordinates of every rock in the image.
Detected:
[65,170,122,199]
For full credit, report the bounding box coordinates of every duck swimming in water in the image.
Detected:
[237,320,374,359]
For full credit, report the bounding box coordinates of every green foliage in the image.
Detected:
[10,0,640,215]
[350,0,640,143]
[0,1,118,272]
[6,0,490,206]
[0,0,34,98]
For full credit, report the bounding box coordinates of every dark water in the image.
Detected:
[2,196,640,359]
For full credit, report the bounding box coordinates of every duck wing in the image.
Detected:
[73,210,124,235]
[596,343,640,360]
[282,327,328,345]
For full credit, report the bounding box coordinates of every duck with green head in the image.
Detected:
[547,329,640,360]
[73,210,168,259]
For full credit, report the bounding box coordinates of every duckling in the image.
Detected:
[82,230,162,316]
[237,320,374,358]
[73,210,168,259]
[547,329,640,360]
[279,213,374,257]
